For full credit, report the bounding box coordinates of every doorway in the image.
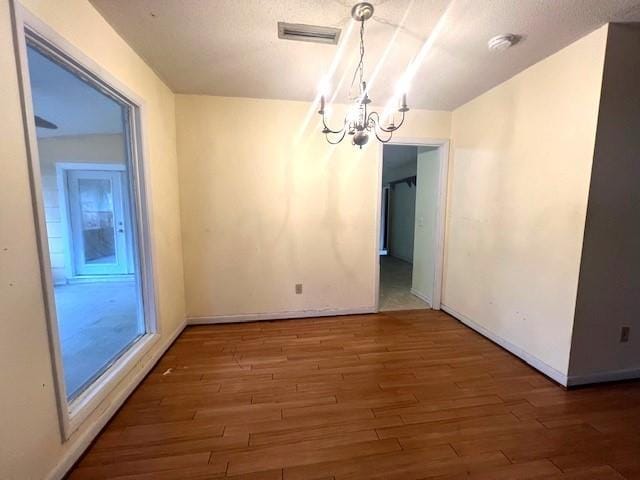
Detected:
[67,169,129,275]
[376,141,449,312]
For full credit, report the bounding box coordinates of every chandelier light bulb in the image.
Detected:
[395,76,410,97]
[317,76,332,97]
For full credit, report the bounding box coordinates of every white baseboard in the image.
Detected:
[441,304,568,386]
[567,367,640,387]
[410,288,432,307]
[47,319,187,480]
[188,306,376,325]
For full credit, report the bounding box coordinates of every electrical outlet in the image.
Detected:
[620,326,631,343]
[295,283,303,294]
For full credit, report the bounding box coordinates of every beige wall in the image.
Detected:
[0,1,185,478]
[445,26,608,377]
[176,95,450,319]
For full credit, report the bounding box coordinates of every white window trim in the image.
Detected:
[11,2,160,440]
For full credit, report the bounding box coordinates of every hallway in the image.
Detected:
[379,256,430,311]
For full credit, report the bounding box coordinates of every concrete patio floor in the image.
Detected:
[54,280,142,398]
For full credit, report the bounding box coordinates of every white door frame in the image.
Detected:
[374,137,450,311]
[11,4,159,440]
[56,162,135,279]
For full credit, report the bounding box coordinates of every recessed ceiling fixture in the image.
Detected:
[317,2,410,148]
[487,34,519,51]
[278,22,341,45]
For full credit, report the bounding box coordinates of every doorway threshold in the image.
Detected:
[68,274,135,284]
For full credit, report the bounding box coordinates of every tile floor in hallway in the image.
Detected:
[55,280,142,397]
[68,310,640,479]
[379,255,430,311]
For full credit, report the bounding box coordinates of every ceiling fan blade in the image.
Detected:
[35,115,58,129]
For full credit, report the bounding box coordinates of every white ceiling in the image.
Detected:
[28,45,124,138]
[90,0,640,110]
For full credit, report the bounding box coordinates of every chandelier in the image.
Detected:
[318,2,410,148]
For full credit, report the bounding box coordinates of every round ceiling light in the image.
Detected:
[488,34,519,51]
[351,2,374,21]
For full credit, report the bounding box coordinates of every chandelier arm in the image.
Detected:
[325,129,348,144]
[321,111,347,135]
[365,113,389,142]
[373,127,394,143]
[392,110,407,130]
[368,110,406,133]
[367,113,396,143]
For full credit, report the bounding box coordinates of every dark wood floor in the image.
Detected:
[68,310,640,479]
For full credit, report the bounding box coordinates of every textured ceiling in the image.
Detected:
[90,0,640,110]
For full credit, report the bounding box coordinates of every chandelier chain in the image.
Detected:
[349,19,366,99]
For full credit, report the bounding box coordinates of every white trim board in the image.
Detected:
[441,304,569,387]
[45,320,186,480]
[188,306,376,325]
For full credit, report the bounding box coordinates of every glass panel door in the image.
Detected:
[67,170,128,275]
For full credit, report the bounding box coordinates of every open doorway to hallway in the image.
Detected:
[378,144,442,311]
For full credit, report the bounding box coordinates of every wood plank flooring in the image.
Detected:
[67,310,640,479]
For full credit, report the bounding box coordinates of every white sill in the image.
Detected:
[64,332,160,438]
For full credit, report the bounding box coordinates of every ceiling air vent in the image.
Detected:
[278,22,341,45]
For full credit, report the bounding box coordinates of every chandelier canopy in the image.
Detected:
[318,2,410,148]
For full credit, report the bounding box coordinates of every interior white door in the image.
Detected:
[67,170,128,275]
